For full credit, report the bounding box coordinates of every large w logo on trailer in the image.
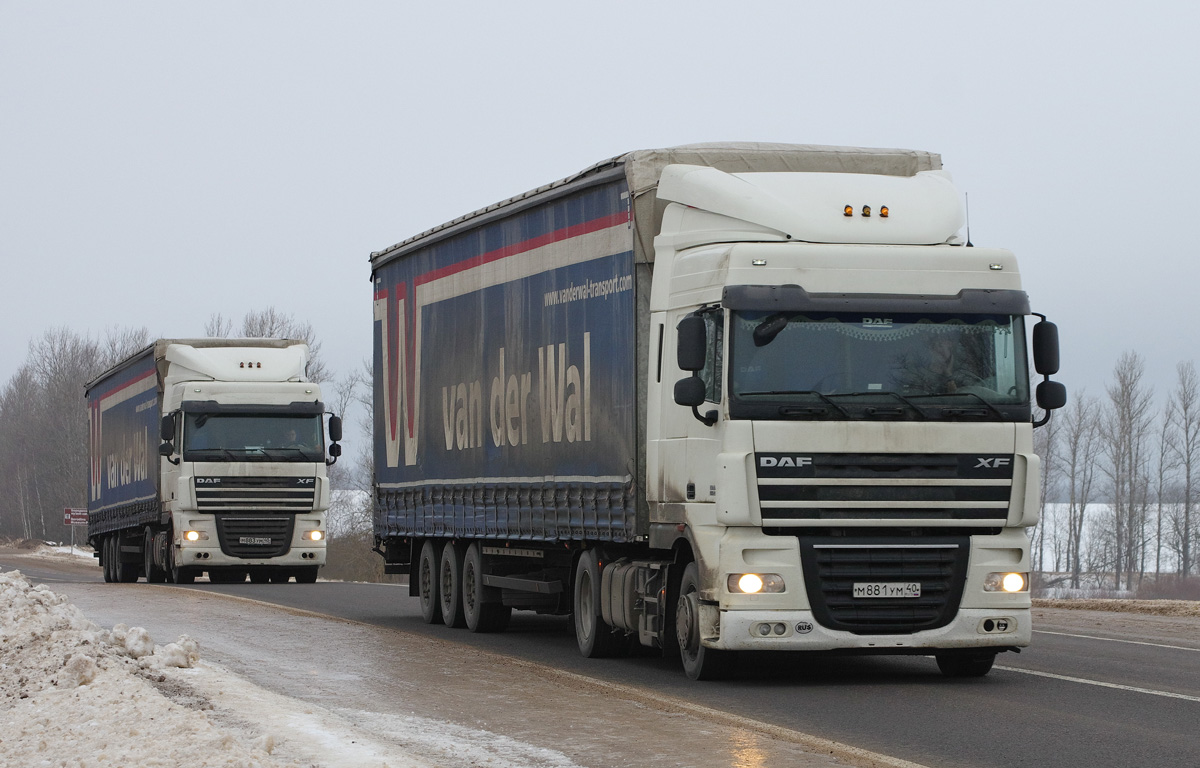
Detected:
[374,281,421,468]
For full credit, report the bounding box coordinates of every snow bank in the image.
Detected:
[0,569,300,767]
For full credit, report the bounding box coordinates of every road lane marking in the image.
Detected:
[996,666,1200,702]
[1034,629,1200,652]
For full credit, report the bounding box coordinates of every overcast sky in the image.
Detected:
[3,2,1197,423]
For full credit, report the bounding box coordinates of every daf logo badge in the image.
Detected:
[760,456,813,468]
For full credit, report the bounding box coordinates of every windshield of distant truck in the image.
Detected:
[182,414,325,461]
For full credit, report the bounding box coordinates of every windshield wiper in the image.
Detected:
[827,391,931,420]
[909,390,1006,419]
[739,390,852,418]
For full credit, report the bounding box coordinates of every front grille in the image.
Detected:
[798,536,969,634]
[215,515,294,558]
[757,453,1012,523]
[195,476,316,512]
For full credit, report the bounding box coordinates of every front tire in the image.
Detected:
[143,528,167,583]
[676,561,734,680]
[936,651,997,678]
[168,540,195,584]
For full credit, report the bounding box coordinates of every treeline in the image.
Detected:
[1033,352,1199,596]
[0,327,149,539]
[0,311,367,543]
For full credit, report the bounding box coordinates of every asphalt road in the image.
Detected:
[6,552,1198,768]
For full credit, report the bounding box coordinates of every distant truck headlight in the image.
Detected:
[183,530,208,542]
[984,572,1028,593]
[727,573,785,594]
[304,530,325,542]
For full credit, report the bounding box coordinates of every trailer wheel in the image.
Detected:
[573,549,622,658]
[111,535,139,583]
[417,540,443,624]
[101,535,115,583]
[462,542,511,633]
[439,541,467,628]
[143,529,167,583]
[676,562,734,680]
[935,651,996,678]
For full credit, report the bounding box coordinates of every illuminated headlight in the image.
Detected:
[183,530,208,542]
[304,530,325,542]
[984,572,1028,593]
[727,573,785,594]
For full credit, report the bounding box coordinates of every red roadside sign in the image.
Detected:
[64,507,88,526]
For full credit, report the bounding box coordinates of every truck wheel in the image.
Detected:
[143,529,167,583]
[112,536,139,583]
[295,566,318,584]
[936,651,996,678]
[676,562,734,680]
[463,542,510,633]
[101,535,115,583]
[417,540,443,624]
[169,542,195,584]
[573,549,622,658]
[439,541,467,628]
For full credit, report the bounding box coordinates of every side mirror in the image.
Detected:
[1036,380,1067,412]
[1032,320,1060,376]
[160,414,176,442]
[677,315,707,372]
[328,415,343,443]
[674,376,706,408]
[158,440,180,466]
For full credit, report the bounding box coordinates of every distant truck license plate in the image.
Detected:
[240,536,272,545]
[853,582,921,598]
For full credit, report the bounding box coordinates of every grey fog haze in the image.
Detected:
[2,2,1197,411]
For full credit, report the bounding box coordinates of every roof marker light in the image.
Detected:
[880,206,889,218]
[861,205,871,217]
[843,205,853,217]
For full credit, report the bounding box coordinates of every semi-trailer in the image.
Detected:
[369,142,1066,678]
[86,338,342,584]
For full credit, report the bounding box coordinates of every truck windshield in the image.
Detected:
[182,414,325,462]
[729,310,1030,422]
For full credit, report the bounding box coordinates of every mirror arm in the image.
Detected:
[691,406,718,427]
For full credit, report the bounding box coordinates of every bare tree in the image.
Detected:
[1060,392,1100,588]
[204,313,234,338]
[1032,402,1061,575]
[238,307,328,383]
[1099,352,1155,590]
[1166,360,1200,578]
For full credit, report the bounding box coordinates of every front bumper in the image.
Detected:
[710,607,1030,652]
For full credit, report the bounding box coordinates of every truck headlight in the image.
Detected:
[183,530,208,542]
[984,572,1028,593]
[727,573,785,594]
[304,530,325,542]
